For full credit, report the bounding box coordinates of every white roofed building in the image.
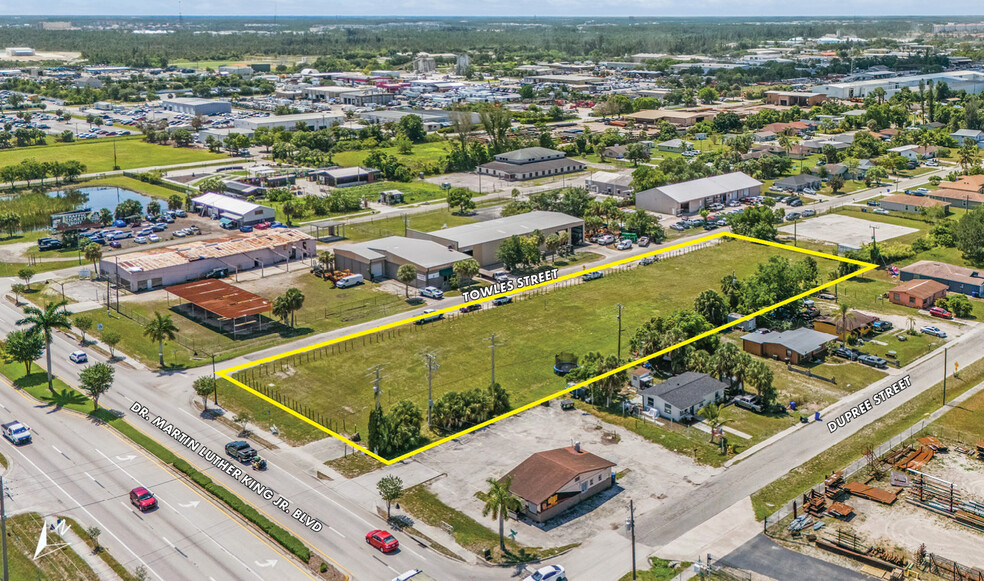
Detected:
[191,193,275,227]
[636,172,762,216]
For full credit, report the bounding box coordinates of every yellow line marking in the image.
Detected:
[218,232,875,464]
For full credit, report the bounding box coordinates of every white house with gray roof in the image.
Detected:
[639,372,727,422]
[635,172,762,215]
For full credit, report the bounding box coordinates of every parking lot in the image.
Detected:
[778,213,918,248]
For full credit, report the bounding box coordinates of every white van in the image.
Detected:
[335,274,364,288]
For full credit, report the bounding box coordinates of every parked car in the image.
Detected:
[872,320,893,332]
[254,221,270,230]
[174,209,187,218]
[859,354,888,369]
[582,271,603,281]
[366,530,399,553]
[616,239,632,250]
[801,209,816,217]
[874,208,890,215]
[148,234,160,243]
[134,236,148,244]
[69,351,88,364]
[921,326,947,338]
[129,487,158,511]
[523,565,567,581]
[734,394,763,412]
[492,296,512,306]
[493,271,510,283]
[866,199,880,207]
[929,306,953,320]
[670,222,687,231]
[109,240,121,248]
[597,234,616,245]
[834,347,862,361]
[240,225,254,233]
[639,256,656,266]
[785,212,802,221]
[788,198,803,207]
[415,309,444,325]
[151,223,167,232]
[225,441,257,463]
[420,286,444,300]
[818,292,836,300]
[459,304,482,313]
[637,236,650,247]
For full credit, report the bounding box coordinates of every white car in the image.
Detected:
[69,350,88,364]
[134,236,148,244]
[597,234,616,245]
[921,326,947,338]
[420,286,444,299]
[148,234,160,243]
[874,208,890,215]
[524,565,567,581]
[616,239,632,250]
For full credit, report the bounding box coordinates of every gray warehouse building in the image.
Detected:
[161,97,233,116]
[636,172,761,216]
[334,236,471,288]
[233,112,344,133]
[408,210,584,267]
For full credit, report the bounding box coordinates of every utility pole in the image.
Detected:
[370,365,383,409]
[424,353,438,428]
[488,333,498,385]
[942,347,948,406]
[1,475,8,581]
[211,354,218,405]
[616,303,624,359]
[626,499,636,581]
[106,278,111,315]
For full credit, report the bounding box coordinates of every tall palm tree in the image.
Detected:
[83,242,103,275]
[284,287,305,328]
[18,300,73,392]
[317,251,335,279]
[839,303,851,346]
[143,312,179,367]
[272,295,292,327]
[482,476,520,553]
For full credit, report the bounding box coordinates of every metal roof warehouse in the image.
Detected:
[102,230,315,292]
[165,279,272,337]
[192,193,276,226]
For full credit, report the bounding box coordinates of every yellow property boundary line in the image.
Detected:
[218,231,876,464]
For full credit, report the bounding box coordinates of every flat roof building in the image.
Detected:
[102,230,315,292]
[161,97,232,116]
[764,91,826,107]
[234,112,343,133]
[636,172,761,216]
[408,210,584,268]
[817,71,984,100]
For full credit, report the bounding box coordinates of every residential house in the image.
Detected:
[586,170,634,198]
[635,172,762,215]
[951,129,984,148]
[741,328,837,364]
[928,188,984,209]
[753,131,777,142]
[813,311,878,341]
[878,194,949,214]
[900,260,984,296]
[946,175,984,194]
[502,444,615,523]
[639,372,727,422]
[602,145,628,160]
[888,144,938,161]
[656,139,693,153]
[856,159,877,177]
[762,121,810,135]
[823,163,850,178]
[774,174,822,192]
[888,279,948,309]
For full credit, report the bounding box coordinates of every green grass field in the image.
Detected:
[5,512,99,581]
[339,181,467,206]
[231,240,842,447]
[0,137,227,173]
[85,175,191,200]
[333,141,450,172]
[344,207,481,242]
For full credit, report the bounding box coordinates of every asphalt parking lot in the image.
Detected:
[719,534,868,580]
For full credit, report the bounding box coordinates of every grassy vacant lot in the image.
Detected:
[339,181,468,206]
[324,452,383,478]
[6,512,98,581]
[750,353,984,520]
[235,240,841,446]
[84,175,191,199]
[935,382,984,443]
[0,137,227,173]
[333,141,450,172]
[86,276,411,368]
[344,207,481,242]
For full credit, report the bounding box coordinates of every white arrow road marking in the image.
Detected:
[178,501,200,509]
[115,454,137,462]
[255,560,277,568]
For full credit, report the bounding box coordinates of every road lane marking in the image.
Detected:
[330,528,346,539]
[404,546,426,560]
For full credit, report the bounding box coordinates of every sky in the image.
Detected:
[6,0,984,17]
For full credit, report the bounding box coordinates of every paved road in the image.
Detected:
[717,534,869,581]
[0,372,317,581]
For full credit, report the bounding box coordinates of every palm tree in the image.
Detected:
[83,242,103,275]
[698,403,729,445]
[272,295,292,327]
[482,476,520,553]
[839,303,851,346]
[17,300,73,392]
[143,312,179,367]
[284,287,305,327]
[317,251,335,279]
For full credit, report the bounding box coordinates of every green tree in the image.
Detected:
[74,315,93,345]
[167,194,183,211]
[193,376,217,411]
[482,476,520,552]
[114,199,143,220]
[698,402,729,444]
[397,114,426,142]
[142,312,179,367]
[18,300,73,392]
[446,187,475,215]
[453,258,480,286]
[397,264,417,298]
[282,287,305,327]
[394,133,413,155]
[102,330,121,359]
[84,242,103,275]
[147,200,162,217]
[693,290,727,326]
[828,174,845,194]
[17,267,34,289]
[78,362,114,409]
[625,143,650,166]
[3,329,44,375]
[947,294,973,318]
[234,411,252,436]
[377,475,404,520]
[956,206,984,265]
[745,359,776,408]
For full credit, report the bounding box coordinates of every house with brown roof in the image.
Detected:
[878,194,950,214]
[900,260,984,296]
[947,175,984,194]
[888,279,948,309]
[502,444,616,523]
[813,311,878,341]
[928,188,984,210]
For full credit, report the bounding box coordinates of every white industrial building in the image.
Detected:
[636,172,762,215]
[816,70,984,100]
[233,112,344,133]
[191,193,275,227]
[102,230,315,292]
[5,47,34,57]
[161,97,232,116]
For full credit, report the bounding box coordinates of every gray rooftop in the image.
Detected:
[775,174,821,187]
[494,147,566,164]
[335,236,471,269]
[645,172,761,204]
[741,328,837,355]
[639,372,727,410]
[423,211,583,249]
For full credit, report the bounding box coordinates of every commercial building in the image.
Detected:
[816,71,984,100]
[741,328,837,365]
[408,210,584,268]
[161,97,232,116]
[102,230,315,292]
[639,372,727,422]
[877,194,949,215]
[310,166,381,188]
[585,171,633,197]
[888,279,948,309]
[478,147,586,181]
[900,261,984,296]
[233,112,343,133]
[333,236,471,288]
[764,91,826,107]
[635,172,761,215]
[5,47,34,57]
[303,86,395,106]
[774,174,822,192]
[502,444,615,523]
[626,109,717,127]
[191,193,275,227]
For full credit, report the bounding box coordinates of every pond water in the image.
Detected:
[47,186,157,214]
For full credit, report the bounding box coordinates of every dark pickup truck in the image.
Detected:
[225,441,257,463]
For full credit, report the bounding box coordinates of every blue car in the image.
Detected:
[240,225,254,233]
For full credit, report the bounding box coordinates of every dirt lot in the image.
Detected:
[416,404,721,548]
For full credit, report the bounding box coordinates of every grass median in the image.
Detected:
[6,512,98,580]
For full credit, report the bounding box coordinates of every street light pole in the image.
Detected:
[942,347,948,406]
[211,354,218,405]
[616,303,624,359]
[626,499,636,581]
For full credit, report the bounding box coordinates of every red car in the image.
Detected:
[129,487,158,511]
[365,529,399,553]
[253,221,271,230]
[929,306,954,320]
